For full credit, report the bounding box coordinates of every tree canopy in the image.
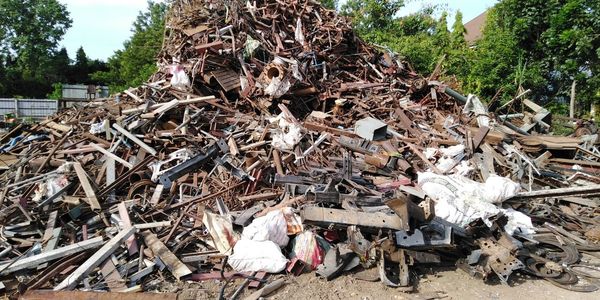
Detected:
[0,0,72,97]
[339,0,600,116]
[92,1,168,92]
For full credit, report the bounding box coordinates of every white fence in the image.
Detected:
[0,98,58,119]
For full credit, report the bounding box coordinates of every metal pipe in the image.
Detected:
[444,87,467,103]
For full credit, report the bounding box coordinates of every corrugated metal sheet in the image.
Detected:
[62,84,109,100]
[0,98,58,119]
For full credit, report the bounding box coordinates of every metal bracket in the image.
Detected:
[159,139,228,188]
[395,225,452,249]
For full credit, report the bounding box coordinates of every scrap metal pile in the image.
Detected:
[1,0,600,298]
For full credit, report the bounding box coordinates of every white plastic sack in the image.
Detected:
[170,65,190,90]
[418,172,531,236]
[203,212,238,255]
[439,144,465,157]
[483,175,522,204]
[33,175,70,203]
[269,113,303,150]
[242,209,290,247]
[291,231,326,270]
[228,239,288,273]
[89,120,108,135]
[503,208,536,236]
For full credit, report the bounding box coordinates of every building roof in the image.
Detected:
[464,11,488,43]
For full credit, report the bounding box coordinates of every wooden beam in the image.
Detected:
[118,202,138,255]
[140,99,179,119]
[54,227,136,290]
[134,221,171,230]
[89,143,133,169]
[0,237,103,275]
[142,232,192,279]
[112,124,157,156]
[123,89,144,103]
[121,96,215,114]
[73,162,101,210]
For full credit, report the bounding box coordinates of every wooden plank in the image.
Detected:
[142,232,192,279]
[42,211,58,244]
[0,237,104,275]
[237,192,281,203]
[561,197,599,208]
[38,227,62,270]
[73,162,101,210]
[141,99,179,119]
[303,122,358,138]
[45,121,72,133]
[123,89,144,103]
[183,24,209,36]
[550,158,600,168]
[118,202,139,255]
[83,133,111,148]
[149,184,164,206]
[112,124,157,156]
[90,143,133,169]
[121,96,215,114]
[54,227,136,290]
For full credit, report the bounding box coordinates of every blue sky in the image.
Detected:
[59,0,497,61]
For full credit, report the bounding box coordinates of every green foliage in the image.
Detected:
[92,1,168,92]
[462,0,600,110]
[320,0,337,10]
[47,82,63,100]
[340,0,599,117]
[0,0,72,97]
[341,1,470,77]
[0,0,71,83]
[341,0,405,37]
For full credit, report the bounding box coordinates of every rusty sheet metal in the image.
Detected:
[205,69,241,92]
[20,290,177,300]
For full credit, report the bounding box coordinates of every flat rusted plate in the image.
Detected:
[20,290,177,300]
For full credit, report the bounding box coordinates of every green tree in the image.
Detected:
[321,0,337,10]
[0,0,71,97]
[341,0,405,37]
[341,1,452,75]
[73,46,90,83]
[464,0,600,111]
[47,47,70,84]
[92,1,168,92]
[450,12,466,48]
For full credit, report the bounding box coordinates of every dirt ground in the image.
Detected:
[182,266,600,300]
